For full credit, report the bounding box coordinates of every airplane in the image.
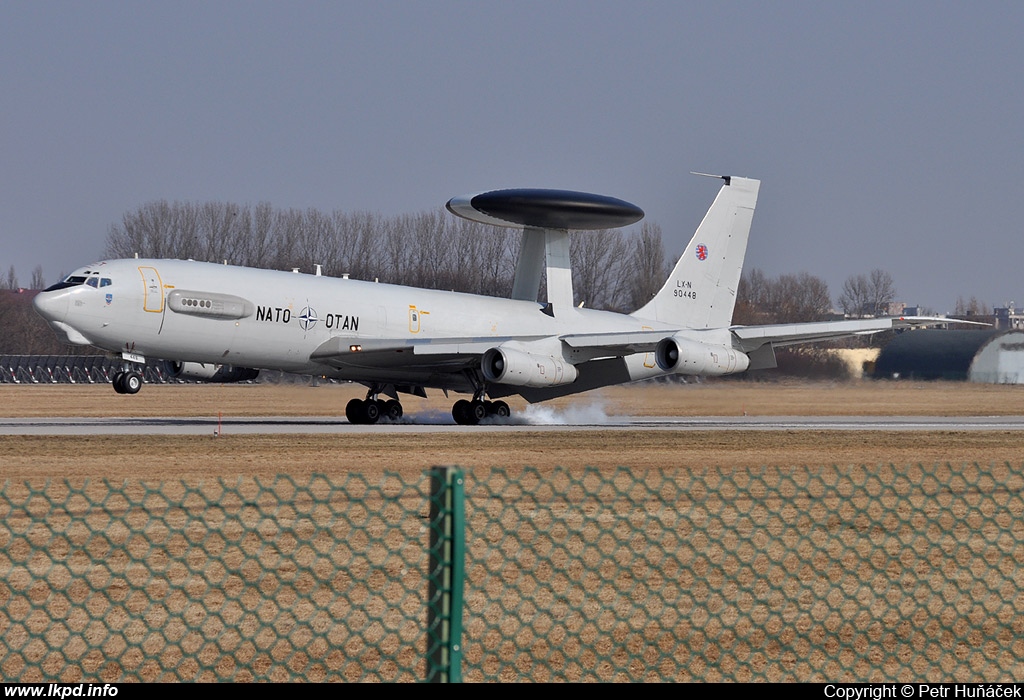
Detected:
[33,174,952,424]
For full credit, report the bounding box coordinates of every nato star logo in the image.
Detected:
[299,306,318,331]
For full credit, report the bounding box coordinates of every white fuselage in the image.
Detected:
[35,258,678,394]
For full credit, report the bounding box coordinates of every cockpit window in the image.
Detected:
[100,278,112,287]
[86,277,99,288]
[42,276,88,292]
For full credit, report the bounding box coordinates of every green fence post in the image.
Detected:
[426,466,465,682]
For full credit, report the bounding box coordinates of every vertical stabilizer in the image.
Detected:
[632,175,759,329]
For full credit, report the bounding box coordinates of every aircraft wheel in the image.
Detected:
[383,400,403,421]
[112,372,127,394]
[490,401,511,419]
[470,400,489,423]
[363,399,381,424]
[452,399,474,425]
[123,371,143,395]
[345,398,365,424]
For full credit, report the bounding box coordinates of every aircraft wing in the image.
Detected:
[312,331,668,363]
[730,316,983,351]
[308,317,983,377]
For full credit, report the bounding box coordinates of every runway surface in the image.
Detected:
[3,414,1023,435]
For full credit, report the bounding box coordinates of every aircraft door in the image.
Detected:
[139,266,165,313]
[407,305,430,334]
[408,305,420,333]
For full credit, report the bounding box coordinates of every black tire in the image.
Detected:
[363,400,381,424]
[491,401,511,419]
[124,371,142,394]
[470,400,488,423]
[112,372,127,394]
[383,400,403,421]
[345,398,365,424]
[452,399,473,425]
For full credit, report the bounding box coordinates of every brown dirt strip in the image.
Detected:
[1,380,1021,482]
[1,430,1020,482]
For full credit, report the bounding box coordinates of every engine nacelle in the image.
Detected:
[654,335,750,376]
[164,361,260,383]
[481,345,579,388]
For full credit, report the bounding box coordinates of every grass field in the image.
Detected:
[1,379,1022,480]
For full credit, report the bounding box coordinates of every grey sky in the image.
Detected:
[2,1,1021,314]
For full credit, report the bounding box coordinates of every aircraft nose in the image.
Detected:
[33,289,69,323]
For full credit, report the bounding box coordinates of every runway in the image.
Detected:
[3,414,1023,435]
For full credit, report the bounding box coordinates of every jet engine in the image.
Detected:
[654,335,750,376]
[164,361,260,383]
[481,345,578,388]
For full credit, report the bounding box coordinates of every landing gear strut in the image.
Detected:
[346,388,403,424]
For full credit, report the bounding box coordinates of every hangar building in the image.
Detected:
[873,329,1024,383]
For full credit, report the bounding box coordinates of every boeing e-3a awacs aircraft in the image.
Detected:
[34,174,946,424]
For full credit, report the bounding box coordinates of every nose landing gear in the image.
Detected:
[112,369,143,394]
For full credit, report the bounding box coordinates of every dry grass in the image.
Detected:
[4,378,1023,418]
[1,380,1022,482]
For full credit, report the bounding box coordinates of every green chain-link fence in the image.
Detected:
[1,463,1022,682]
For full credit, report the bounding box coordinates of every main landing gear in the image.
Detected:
[346,391,404,424]
[344,381,512,426]
[451,398,510,425]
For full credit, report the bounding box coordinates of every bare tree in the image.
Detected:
[30,265,45,290]
[867,269,897,315]
[3,265,18,290]
[769,272,832,323]
[242,202,275,268]
[106,200,174,259]
[571,229,627,310]
[839,269,896,317]
[734,267,770,324]
[953,296,992,316]
[620,222,668,312]
[736,268,831,324]
[838,274,870,317]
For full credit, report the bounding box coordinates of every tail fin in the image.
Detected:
[632,175,759,329]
